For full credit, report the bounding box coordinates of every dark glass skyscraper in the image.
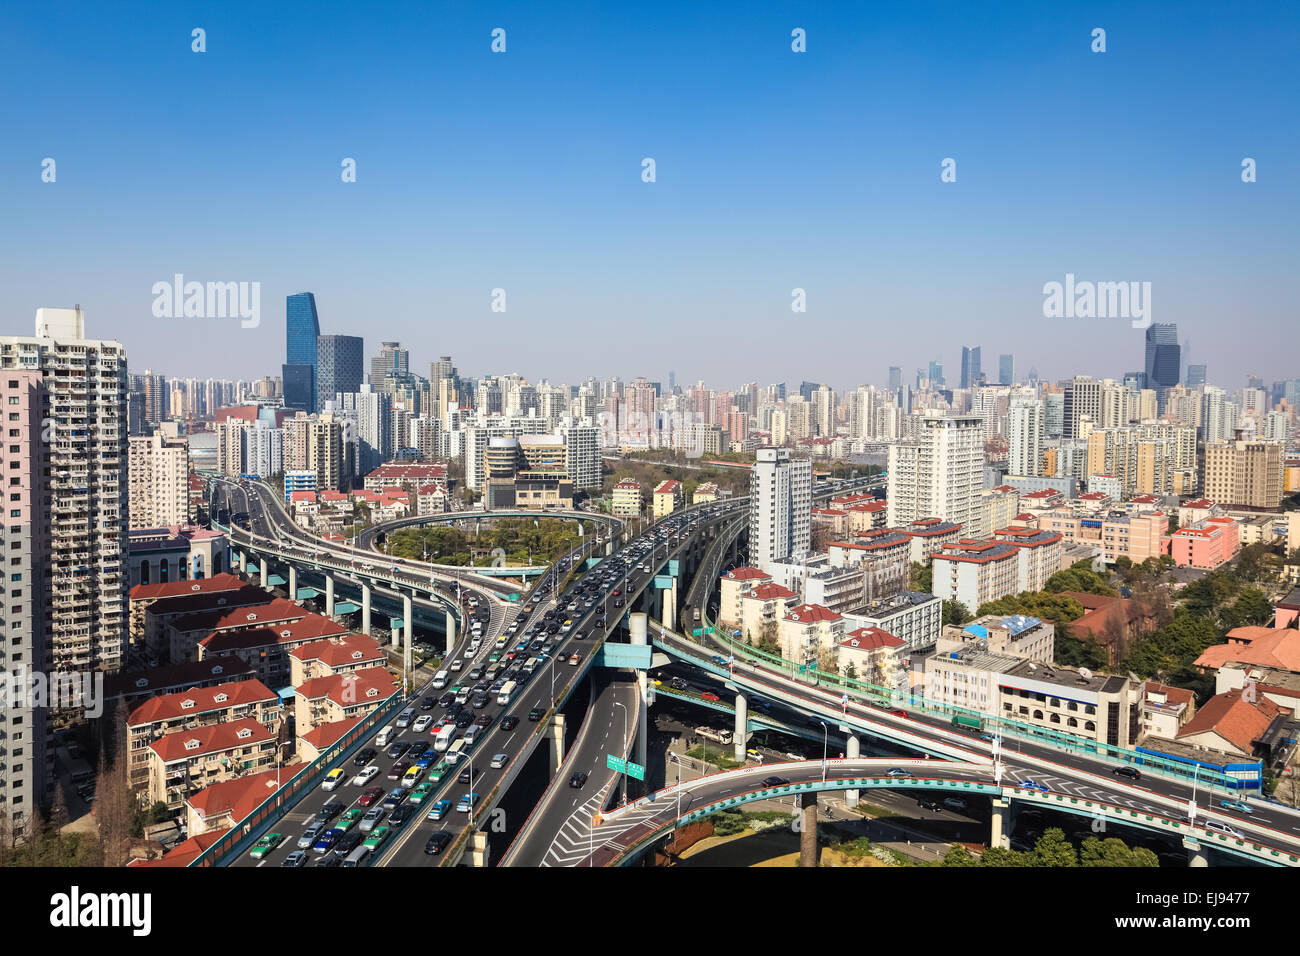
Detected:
[1144,323,1181,396]
[285,292,321,411]
[1187,364,1207,388]
[998,354,1013,386]
[960,346,982,389]
[317,334,364,411]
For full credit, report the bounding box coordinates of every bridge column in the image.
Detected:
[239,550,247,573]
[259,557,268,589]
[733,693,747,762]
[465,830,491,867]
[629,613,649,770]
[990,797,1010,849]
[798,792,818,867]
[444,609,456,655]
[288,564,297,600]
[1183,836,1208,867]
[361,583,371,636]
[325,575,335,616]
[546,713,566,776]
[663,575,677,632]
[844,735,860,808]
[605,539,613,557]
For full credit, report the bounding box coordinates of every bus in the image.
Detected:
[433,725,457,752]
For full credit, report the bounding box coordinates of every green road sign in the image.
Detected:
[606,754,626,773]
[626,761,645,781]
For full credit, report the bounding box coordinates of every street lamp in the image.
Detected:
[818,720,828,783]
[668,751,687,828]
[613,701,629,805]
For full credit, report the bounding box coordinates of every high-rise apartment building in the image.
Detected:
[887,414,985,537]
[0,370,51,840]
[1203,440,1285,509]
[284,292,321,412]
[316,334,364,412]
[749,447,812,566]
[128,433,189,529]
[1,308,128,676]
[369,341,409,388]
[1008,399,1044,477]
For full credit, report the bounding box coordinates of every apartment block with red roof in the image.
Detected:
[147,717,278,808]
[737,581,799,643]
[611,479,643,517]
[1035,509,1166,566]
[139,583,275,664]
[298,716,366,763]
[1140,682,1197,739]
[652,479,683,519]
[363,462,448,496]
[898,518,964,564]
[126,679,281,789]
[1173,688,1292,759]
[1177,497,1220,528]
[838,626,905,685]
[103,657,256,716]
[129,571,250,651]
[167,596,309,665]
[196,612,349,688]
[182,762,305,836]
[844,499,888,534]
[294,666,398,736]
[780,603,844,669]
[289,632,386,684]
[992,526,1064,593]
[1194,624,1300,674]
[718,566,771,629]
[1167,516,1240,569]
[809,508,848,551]
[931,539,1021,610]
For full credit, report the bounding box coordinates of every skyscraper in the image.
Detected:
[927,360,944,388]
[887,415,985,536]
[370,341,409,388]
[1144,323,1181,399]
[749,448,812,566]
[960,346,982,389]
[1187,364,1207,389]
[284,292,321,412]
[888,366,902,391]
[1008,399,1044,477]
[316,334,364,411]
[998,354,1014,386]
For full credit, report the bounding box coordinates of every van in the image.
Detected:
[942,797,969,812]
[469,637,482,652]
[445,739,467,763]
[462,726,480,748]
[395,708,416,729]
[342,844,371,868]
[432,671,449,690]
[497,680,518,706]
[374,725,395,748]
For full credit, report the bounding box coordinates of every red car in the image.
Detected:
[357,786,384,808]
[701,692,720,702]
[890,709,907,718]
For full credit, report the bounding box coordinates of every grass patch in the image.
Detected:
[686,746,743,770]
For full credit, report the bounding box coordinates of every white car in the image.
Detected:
[351,765,380,787]
[413,714,433,733]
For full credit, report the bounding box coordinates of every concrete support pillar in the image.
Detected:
[734,693,748,762]
[288,564,297,600]
[361,583,371,636]
[845,735,861,808]
[798,792,818,867]
[627,611,649,770]
[663,576,677,632]
[259,558,268,589]
[239,550,247,573]
[1183,836,1208,867]
[605,538,613,557]
[403,593,413,646]
[547,713,566,776]
[990,797,1010,850]
[325,575,335,616]
[466,830,491,867]
[444,609,457,655]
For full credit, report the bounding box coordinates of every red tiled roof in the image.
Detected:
[129,828,231,867]
[300,716,365,751]
[842,627,904,650]
[784,603,841,623]
[127,679,278,727]
[654,480,682,494]
[130,572,247,602]
[290,633,385,667]
[172,597,305,635]
[104,657,254,699]
[198,613,347,654]
[743,582,798,601]
[1194,627,1300,672]
[1175,689,1287,753]
[295,667,397,708]
[185,764,305,825]
[147,717,274,762]
[724,566,770,582]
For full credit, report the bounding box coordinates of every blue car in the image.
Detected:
[426,799,451,821]
[1018,779,1050,793]
[312,828,342,854]
[1219,800,1253,814]
[712,656,727,666]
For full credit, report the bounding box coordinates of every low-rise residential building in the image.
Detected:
[1061,591,1164,666]
[692,481,722,504]
[1215,663,1300,715]
[982,486,1021,539]
[897,518,964,564]
[943,613,1055,663]
[1193,624,1300,674]
[147,717,278,808]
[126,680,281,790]
[844,499,889,534]
[991,526,1064,593]
[196,612,350,687]
[104,657,256,717]
[841,591,943,653]
[780,603,844,670]
[289,632,386,685]
[1034,509,1166,565]
[839,627,906,688]
[183,762,305,837]
[1167,516,1240,569]
[611,479,642,517]
[1140,682,1197,740]
[931,540,1021,610]
[1173,688,1292,760]
[294,666,398,736]
[129,572,251,652]
[718,566,772,630]
[1178,497,1220,528]
[297,716,366,763]
[737,581,799,643]
[652,479,683,518]
[167,597,310,666]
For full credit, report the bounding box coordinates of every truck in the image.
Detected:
[695,726,733,745]
[951,714,983,732]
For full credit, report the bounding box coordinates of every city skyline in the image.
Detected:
[3,1,1296,386]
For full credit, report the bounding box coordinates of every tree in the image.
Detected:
[942,600,971,627]
[939,844,978,866]
[979,846,1032,866]
[756,619,781,657]
[909,562,933,593]
[1031,828,1078,867]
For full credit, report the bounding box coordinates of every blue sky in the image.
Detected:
[1,1,1296,392]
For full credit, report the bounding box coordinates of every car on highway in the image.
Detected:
[408,740,430,759]
[312,829,341,854]
[424,830,453,855]
[887,768,912,778]
[1204,819,1245,839]
[359,806,386,832]
[700,692,720,702]
[889,709,908,718]
[413,714,434,733]
[351,765,380,787]
[410,781,436,805]
[388,804,415,827]
[978,734,996,743]
[363,825,393,851]
[528,708,543,721]
[457,792,481,812]
[357,786,385,808]
[1112,766,1142,780]
[500,715,518,731]
[249,832,285,860]
[382,786,409,810]
[490,752,508,769]
[419,696,437,711]
[297,823,324,848]
[1218,800,1253,814]
[760,776,789,788]
[321,768,346,791]
[402,765,424,788]
[338,808,364,832]
[569,771,589,789]
[314,800,345,825]
[353,748,377,767]
[427,799,452,821]
[282,849,309,868]
[1017,779,1050,793]
[386,741,411,760]
[568,653,582,667]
